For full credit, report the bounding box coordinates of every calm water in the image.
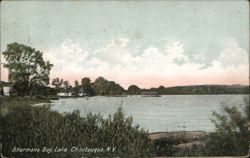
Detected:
[51,95,248,132]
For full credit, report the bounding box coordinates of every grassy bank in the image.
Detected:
[1,96,50,116]
[1,97,152,158]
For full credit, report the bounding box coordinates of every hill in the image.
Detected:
[145,85,250,95]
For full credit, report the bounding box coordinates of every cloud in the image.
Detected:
[117,37,130,48]
[44,39,89,73]
[217,38,248,67]
[40,37,249,88]
[192,50,208,63]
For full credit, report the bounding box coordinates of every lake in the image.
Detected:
[51,95,248,132]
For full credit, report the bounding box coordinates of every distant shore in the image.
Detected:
[55,93,249,99]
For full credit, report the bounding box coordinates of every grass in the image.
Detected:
[1,97,152,158]
[1,96,50,116]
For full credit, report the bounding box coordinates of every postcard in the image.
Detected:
[0,0,249,157]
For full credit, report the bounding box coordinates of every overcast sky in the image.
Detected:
[1,0,249,88]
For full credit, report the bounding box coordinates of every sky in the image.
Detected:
[1,0,249,88]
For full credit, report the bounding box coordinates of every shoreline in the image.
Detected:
[149,131,207,140]
[58,93,250,98]
[149,131,208,149]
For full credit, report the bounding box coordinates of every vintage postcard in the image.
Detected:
[0,0,249,157]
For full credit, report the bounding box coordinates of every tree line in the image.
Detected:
[51,76,124,96]
[1,43,126,96]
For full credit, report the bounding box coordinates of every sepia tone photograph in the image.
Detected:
[0,0,249,157]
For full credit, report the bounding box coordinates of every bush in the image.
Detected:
[2,105,152,158]
[204,101,250,156]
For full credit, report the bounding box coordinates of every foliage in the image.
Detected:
[1,101,152,158]
[100,107,152,157]
[150,85,250,95]
[0,81,11,87]
[43,86,58,96]
[172,144,206,157]
[0,87,3,95]
[106,81,124,95]
[204,102,250,156]
[62,81,72,95]
[93,77,124,96]
[127,85,141,95]
[245,98,250,121]
[93,77,109,95]
[72,80,80,94]
[52,78,64,92]
[155,86,165,94]
[150,137,177,156]
[81,77,95,96]
[0,96,50,116]
[3,43,53,96]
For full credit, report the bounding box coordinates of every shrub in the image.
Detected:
[204,101,250,156]
[150,137,176,156]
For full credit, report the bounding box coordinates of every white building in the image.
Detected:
[57,92,72,96]
[3,86,10,96]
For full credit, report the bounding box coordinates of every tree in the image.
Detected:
[127,85,141,95]
[93,77,109,95]
[3,43,53,96]
[157,85,166,94]
[52,78,63,92]
[81,77,95,96]
[73,80,80,94]
[75,80,79,87]
[107,81,124,95]
[93,77,125,96]
[63,81,70,95]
